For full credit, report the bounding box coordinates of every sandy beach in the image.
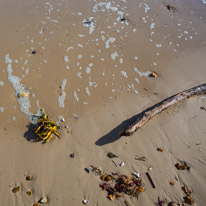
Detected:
[0,0,206,205]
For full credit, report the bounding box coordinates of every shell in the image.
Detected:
[101,175,107,181]
[105,175,112,182]
[33,204,40,206]
[18,92,29,98]
[12,186,21,193]
[133,172,141,178]
[137,187,144,192]
[186,196,194,204]
[108,194,115,201]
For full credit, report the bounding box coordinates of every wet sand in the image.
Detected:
[0,0,206,205]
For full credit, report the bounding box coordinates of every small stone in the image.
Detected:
[149,72,158,78]
[83,199,89,204]
[136,187,144,192]
[120,161,125,167]
[157,147,164,152]
[107,152,118,158]
[39,197,48,204]
[166,5,176,12]
[170,181,175,186]
[26,175,33,181]
[27,190,32,196]
[70,153,75,158]
[85,167,92,173]
[175,163,187,170]
[32,50,38,54]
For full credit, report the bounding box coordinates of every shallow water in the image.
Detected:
[0,0,206,123]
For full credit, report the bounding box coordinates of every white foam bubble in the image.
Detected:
[77,44,83,48]
[150,23,155,30]
[77,54,83,59]
[155,44,162,48]
[85,87,90,96]
[133,67,151,77]
[111,52,118,60]
[105,37,116,49]
[64,56,69,62]
[73,91,79,101]
[134,78,140,83]
[5,54,34,121]
[85,67,91,74]
[67,47,74,52]
[82,17,95,34]
[144,4,150,13]
[120,71,128,78]
[77,72,83,79]
[72,113,80,119]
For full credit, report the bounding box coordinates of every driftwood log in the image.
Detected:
[120,83,206,136]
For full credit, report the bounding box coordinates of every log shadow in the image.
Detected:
[24,123,40,143]
[95,93,180,146]
[95,112,144,146]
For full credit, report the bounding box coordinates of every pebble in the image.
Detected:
[70,153,75,158]
[83,200,89,204]
[26,175,33,181]
[39,197,48,204]
[120,161,125,167]
[85,167,92,173]
[27,190,32,196]
[107,152,118,158]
